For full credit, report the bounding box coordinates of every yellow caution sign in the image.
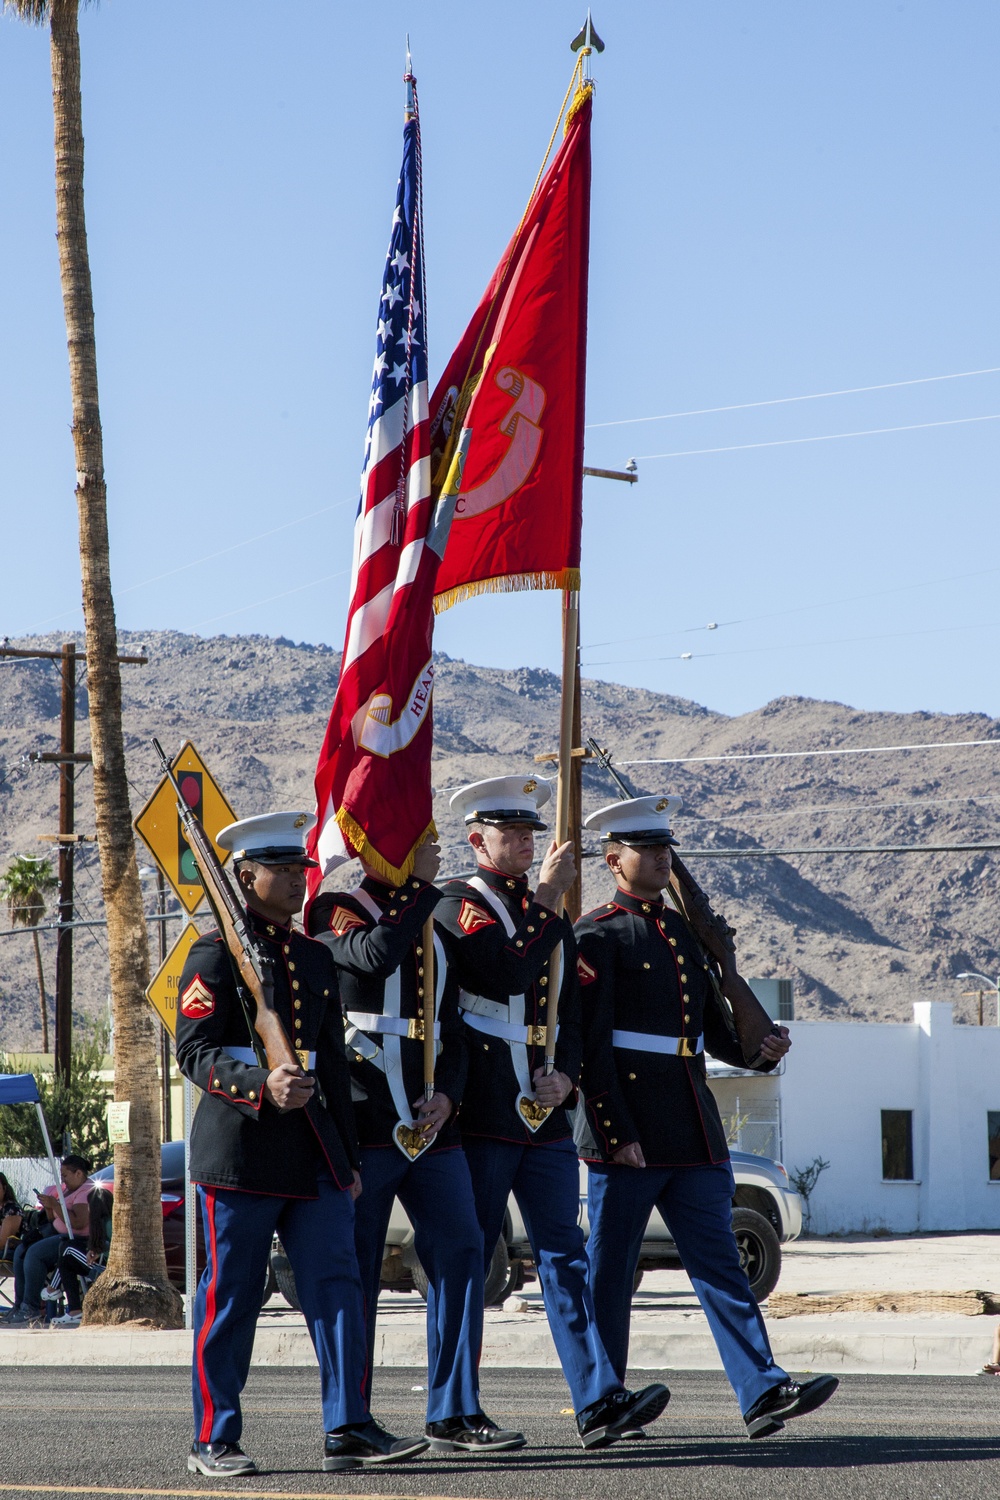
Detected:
[134,741,237,914]
[146,921,202,1038]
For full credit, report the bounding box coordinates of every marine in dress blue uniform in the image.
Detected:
[434,777,669,1450]
[576,796,838,1440]
[175,811,427,1476]
[308,838,524,1454]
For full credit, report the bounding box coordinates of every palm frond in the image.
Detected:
[1,1,51,23]
[0,854,58,926]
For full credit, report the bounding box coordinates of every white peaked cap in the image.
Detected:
[449,775,552,829]
[584,795,682,846]
[216,810,319,866]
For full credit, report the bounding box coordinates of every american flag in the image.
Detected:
[307,78,453,892]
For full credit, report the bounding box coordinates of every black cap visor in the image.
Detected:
[236,846,319,868]
[601,829,678,848]
[465,810,548,831]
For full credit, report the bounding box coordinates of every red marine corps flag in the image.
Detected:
[429,79,593,612]
[307,73,463,894]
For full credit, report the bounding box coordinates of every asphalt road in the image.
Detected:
[2,1366,999,1500]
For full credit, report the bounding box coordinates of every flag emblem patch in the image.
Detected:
[180,975,215,1018]
[458,899,495,935]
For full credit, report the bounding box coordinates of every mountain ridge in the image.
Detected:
[1,629,997,1047]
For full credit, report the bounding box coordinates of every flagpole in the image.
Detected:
[543,586,579,1074]
[540,15,602,1075]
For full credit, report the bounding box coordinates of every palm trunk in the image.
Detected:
[31,928,49,1053]
[48,0,181,1327]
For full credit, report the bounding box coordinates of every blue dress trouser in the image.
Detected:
[462,1135,620,1414]
[192,1174,369,1444]
[587,1160,788,1415]
[353,1145,484,1423]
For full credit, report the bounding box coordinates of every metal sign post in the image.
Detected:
[183,1075,196,1331]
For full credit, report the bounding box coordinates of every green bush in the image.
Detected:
[0,1022,112,1168]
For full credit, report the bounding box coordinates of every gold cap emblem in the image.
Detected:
[293,815,307,828]
[523,779,538,794]
[655,798,669,811]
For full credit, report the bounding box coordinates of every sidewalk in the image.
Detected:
[3,1233,999,1374]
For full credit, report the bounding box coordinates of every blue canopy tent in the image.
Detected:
[0,1075,70,1229]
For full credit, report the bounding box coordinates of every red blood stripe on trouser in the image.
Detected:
[195,1186,219,1443]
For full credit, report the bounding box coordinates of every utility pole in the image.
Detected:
[57,642,76,1083]
[3,640,147,1081]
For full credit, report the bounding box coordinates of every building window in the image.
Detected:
[881,1110,914,1181]
[988,1113,1000,1181]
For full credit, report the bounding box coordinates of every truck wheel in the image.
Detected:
[484,1238,516,1305]
[732,1207,782,1302]
[271,1249,301,1312]
[413,1236,511,1306]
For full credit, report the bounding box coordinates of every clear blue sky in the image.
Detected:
[2,1,998,719]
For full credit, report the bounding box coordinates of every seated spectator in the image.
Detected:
[51,1186,111,1329]
[0,1174,23,1261]
[1,1155,93,1328]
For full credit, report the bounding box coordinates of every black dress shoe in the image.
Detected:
[187,1442,257,1477]
[743,1375,840,1440]
[322,1418,429,1471]
[426,1414,526,1455]
[576,1383,671,1449]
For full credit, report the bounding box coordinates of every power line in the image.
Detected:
[633,411,1000,462]
[583,617,1000,668]
[192,569,350,629]
[678,843,1000,858]
[19,498,356,635]
[586,364,1000,430]
[690,792,1000,822]
[621,737,1000,768]
[580,563,1000,652]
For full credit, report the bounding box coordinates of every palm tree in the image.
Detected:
[1,854,58,1051]
[3,0,181,1327]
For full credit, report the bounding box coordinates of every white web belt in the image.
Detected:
[342,886,445,1127]
[228,1046,316,1069]
[457,875,563,1100]
[612,1029,704,1057]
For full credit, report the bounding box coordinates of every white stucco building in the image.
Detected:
[707,1002,1000,1236]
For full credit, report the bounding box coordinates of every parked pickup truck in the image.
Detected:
[272,1149,802,1312]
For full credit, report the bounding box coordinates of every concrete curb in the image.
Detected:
[2,1311,994,1376]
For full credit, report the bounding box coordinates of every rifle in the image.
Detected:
[151,738,303,1074]
[585,737,779,1065]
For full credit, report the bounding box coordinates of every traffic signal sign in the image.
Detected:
[134,742,237,913]
[176,771,203,886]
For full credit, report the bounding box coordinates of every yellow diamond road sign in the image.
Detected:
[146,921,202,1038]
[134,741,237,914]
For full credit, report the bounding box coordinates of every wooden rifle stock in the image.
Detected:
[586,738,778,1065]
[151,739,301,1073]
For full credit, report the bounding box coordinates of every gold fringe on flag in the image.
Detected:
[433,567,580,616]
[335,806,437,888]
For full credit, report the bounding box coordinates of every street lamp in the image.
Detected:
[956,971,1000,1027]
